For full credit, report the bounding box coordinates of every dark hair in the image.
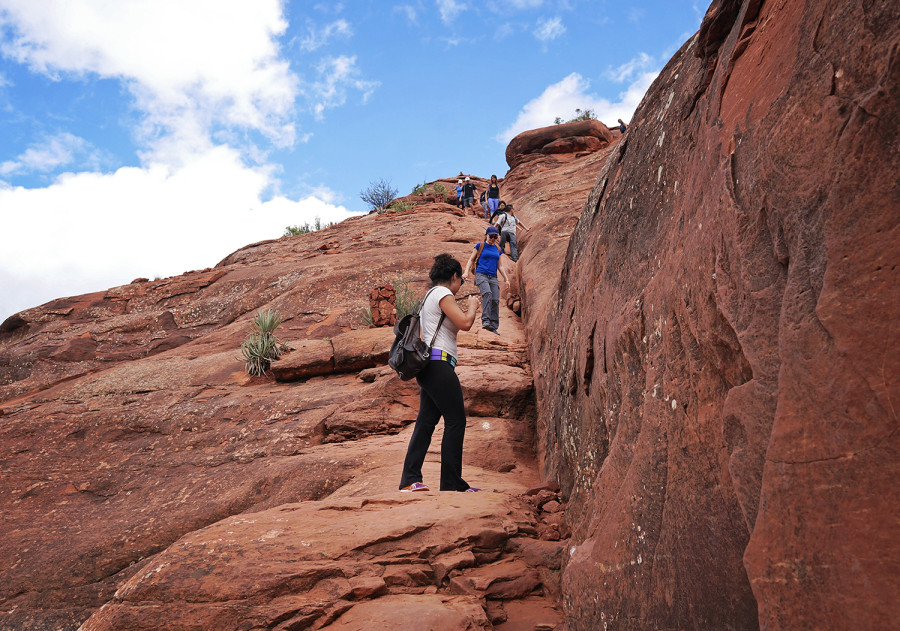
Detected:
[429,253,463,285]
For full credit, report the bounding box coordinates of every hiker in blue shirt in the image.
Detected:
[462,225,509,334]
[456,180,464,208]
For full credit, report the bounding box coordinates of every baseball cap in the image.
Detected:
[486,226,499,235]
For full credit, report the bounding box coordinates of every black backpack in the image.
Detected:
[388,288,446,380]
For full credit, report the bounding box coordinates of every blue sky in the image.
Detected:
[0,1,706,321]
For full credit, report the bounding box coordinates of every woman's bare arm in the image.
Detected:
[440,294,478,331]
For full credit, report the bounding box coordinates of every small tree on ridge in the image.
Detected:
[360,178,398,213]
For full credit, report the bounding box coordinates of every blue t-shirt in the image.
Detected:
[474,241,502,276]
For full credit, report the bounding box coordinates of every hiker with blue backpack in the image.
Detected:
[463,225,509,334]
[398,253,481,493]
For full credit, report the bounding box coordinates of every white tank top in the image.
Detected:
[420,286,460,359]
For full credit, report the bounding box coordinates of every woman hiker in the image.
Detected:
[399,254,481,493]
[486,174,501,220]
[463,225,509,334]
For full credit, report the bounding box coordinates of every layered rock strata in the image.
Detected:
[0,201,561,629]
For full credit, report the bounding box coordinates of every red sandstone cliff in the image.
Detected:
[511,0,899,629]
[0,1,897,629]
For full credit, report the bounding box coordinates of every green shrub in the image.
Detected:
[284,216,333,236]
[240,309,289,376]
[388,200,413,213]
[412,182,427,196]
[432,182,446,194]
[554,107,597,124]
[393,278,419,320]
[553,107,597,125]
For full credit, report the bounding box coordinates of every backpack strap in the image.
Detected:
[472,241,486,270]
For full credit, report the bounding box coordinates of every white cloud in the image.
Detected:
[314,2,345,14]
[299,19,353,52]
[436,0,467,25]
[0,0,298,146]
[498,70,658,143]
[0,132,96,176]
[394,4,419,24]
[495,23,515,40]
[0,0,376,321]
[533,16,565,42]
[486,0,543,9]
[309,55,379,119]
[606,52,654,83]
[0,146,362,319]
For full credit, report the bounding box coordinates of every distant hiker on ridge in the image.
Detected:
[462,176,477,216]
[486,174,501,220]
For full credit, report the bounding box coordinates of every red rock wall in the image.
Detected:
[521,0,900,629]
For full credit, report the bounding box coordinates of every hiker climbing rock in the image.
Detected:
[495,203,528,262]
[463,225,509,334]
[399,254,481,493]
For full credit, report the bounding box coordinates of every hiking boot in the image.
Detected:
[400,482,429,492]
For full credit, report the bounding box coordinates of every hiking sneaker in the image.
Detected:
[400,482,429,492]
[464,487,482,493]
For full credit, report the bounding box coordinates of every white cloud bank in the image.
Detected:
[498,55,660,143]
[0,146,357,318]
[0,0,364,320]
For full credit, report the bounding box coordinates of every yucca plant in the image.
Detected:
[241,309,288,376]
[252,309,282,337]
[393,278,419,320]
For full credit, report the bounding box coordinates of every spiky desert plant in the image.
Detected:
[252,309,282,337]
[363,306,376,328]
[241,309,286,375]
[393,278,419,320]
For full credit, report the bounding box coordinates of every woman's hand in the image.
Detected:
[467,294,479,312]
